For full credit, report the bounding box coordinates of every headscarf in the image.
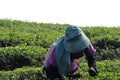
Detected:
[55,25,91,75]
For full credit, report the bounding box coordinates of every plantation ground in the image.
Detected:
[0,19,120,80]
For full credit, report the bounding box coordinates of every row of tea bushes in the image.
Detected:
[96,48,120,60]
[0,67,46,80]
[0,19,120,49]
[0,46,47,70]
[0,31,61,48]
[0,45,119,71]
[0,30,120,49]
[0,59,119,80]
[77,59,120,80]
[81,27,120,49]
[0,19,66,48]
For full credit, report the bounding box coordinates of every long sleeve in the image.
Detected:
[84,44,96,68]
[44,43,57,68]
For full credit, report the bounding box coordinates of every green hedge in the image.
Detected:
[0,19,120,49]
[0,59,119,80]
[0,28,120,49]
[0,67,46,80]
[0,46,47,70]
[81,27,120,49]
[0,45,119,71]
[0,30,63,48]
[96,48,120,60]
[0,19,66,48]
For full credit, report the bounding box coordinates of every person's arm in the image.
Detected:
[84,44,98,76]
[44,42,57,68]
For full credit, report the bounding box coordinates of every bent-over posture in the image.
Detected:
[43,25,98,80]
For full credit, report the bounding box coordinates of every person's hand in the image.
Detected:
[89,67,98,77]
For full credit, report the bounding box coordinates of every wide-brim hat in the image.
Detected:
[64,25,90,53]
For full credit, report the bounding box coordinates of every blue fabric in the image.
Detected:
[55,25,91,76]
[64,25,91,53]
[55,37,70,75]
[64,25,81,40]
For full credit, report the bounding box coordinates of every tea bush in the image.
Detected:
[0,67,46,80]
[96,48,120,60]
[0,19,66,48]
[0,19,120,49]
[0,59,119,80]
[0,46,47,70]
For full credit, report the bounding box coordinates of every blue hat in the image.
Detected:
[64,25,90,53]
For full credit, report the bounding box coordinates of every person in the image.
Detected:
[43,25,98,80]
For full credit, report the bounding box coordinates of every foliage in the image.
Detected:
[0,19,67,48]
[0,46,47,70]
[96,48,120,60]
[0,19,120,79]
[0,59,119,80]
[0,19,120,49]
